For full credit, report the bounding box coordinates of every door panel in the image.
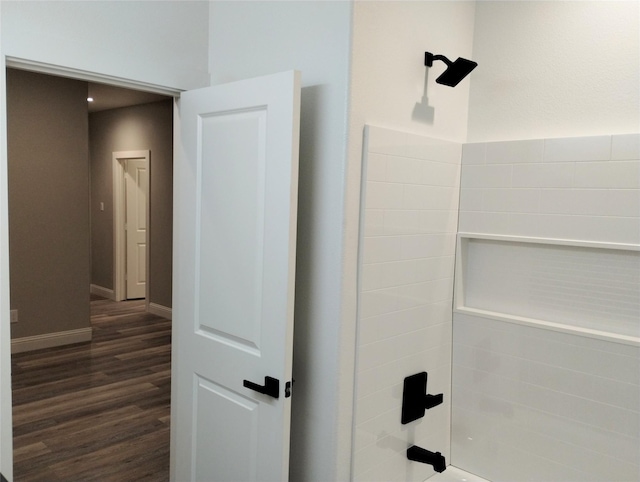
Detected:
[194,376,259,482]
[197,109,267,347]
[171,70,301,482]
[125,158,148,299]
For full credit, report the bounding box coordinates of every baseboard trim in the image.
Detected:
[147,302,172,320]
[90,284,115,300]
[12,327,93,354]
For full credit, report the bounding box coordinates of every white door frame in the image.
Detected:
[113,150,150,304]
[0,57,180,481]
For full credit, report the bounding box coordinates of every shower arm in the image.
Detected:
[425,52,453,67]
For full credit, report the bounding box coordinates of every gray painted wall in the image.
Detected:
[89,100,173,308]
[7,68,90,339]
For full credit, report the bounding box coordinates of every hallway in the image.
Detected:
[11,296,171,481]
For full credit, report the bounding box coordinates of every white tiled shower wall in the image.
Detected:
[352,126,461,482]
[458,134,640,243]
[452,134,640,482]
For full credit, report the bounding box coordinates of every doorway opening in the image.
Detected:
[6,65,174,480]
[112,150,150,303]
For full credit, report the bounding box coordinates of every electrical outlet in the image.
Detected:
[10,309,18,323]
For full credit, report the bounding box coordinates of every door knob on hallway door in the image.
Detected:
[243,376,280,399]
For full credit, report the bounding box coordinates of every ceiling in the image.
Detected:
[87,82,171,113]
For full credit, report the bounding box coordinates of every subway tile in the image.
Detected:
[457,210,484,233]
[459,188,484,212]
[423,160,460,187]
[362,235,402,264]
[461,164,512,188]
[366,181,404,209]
[403,185,457,211]
[399,234,453,260]
[482,188,511,212]
[606,189,640,218]
[405,134,461,163]
[585,350,640,385]
[421,209,459,234]
[479,212,511,234]
[462,142,486,165]
[391,281,434,310]
[574,160,640,189]
[507,188,541,213]
[356,314,381,346]
[486,139,544,164]
[544,135,611,162]
[353,423,376,452]
[377,306,429,340]
[512,162,574,188]
[360,262,384,291]
[598,432,640,470]
[366,125,407,156]
[358,338,398,372]
[383,210,422,235]
[366,153,387,181]
[536,214,579,239]
[377,259,423,288]
[539,189,609,216]
[612,133,640,160]
[355,367,379,401]
[386,156,424,184]
[591,377,640,412]
[399,234,431,260]
[483,187,542,216]
[392,328,430,358]
[523,360,594,399]
[598,216,640,244]
[359,288,399,319]
[364,209,385,236]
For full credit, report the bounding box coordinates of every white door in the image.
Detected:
[125,158,148,299]
[171,70,301,481]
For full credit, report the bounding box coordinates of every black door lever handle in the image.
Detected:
[243,376,279,399]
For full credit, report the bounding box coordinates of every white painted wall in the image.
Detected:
[468,1,640,142]
[349,1,476,143]
[1,0,210,91]
[0,2,13,477]
[208,2,354,480]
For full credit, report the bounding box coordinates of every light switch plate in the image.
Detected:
[10,310,18,323]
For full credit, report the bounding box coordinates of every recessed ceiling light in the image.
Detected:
[87,97,94,102]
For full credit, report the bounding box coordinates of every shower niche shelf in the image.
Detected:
[454,233,640,346]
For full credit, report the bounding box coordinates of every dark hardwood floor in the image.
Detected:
[11,296,171,481]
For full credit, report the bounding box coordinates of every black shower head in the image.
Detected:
[425,52,477,87]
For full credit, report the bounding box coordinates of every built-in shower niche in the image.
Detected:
[454,233,640,343]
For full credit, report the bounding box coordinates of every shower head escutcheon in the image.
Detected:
[425,52,477,87]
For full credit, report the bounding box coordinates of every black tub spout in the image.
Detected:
[407,445,446,473]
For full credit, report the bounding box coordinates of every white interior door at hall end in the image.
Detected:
[171,70,301,482]
[125,158,148,299]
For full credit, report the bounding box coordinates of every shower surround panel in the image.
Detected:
[352,126,461,482]
[452,134,640,482]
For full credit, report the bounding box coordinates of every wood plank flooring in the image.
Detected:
[11,297,171,481]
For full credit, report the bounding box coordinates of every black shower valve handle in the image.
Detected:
[401,371,444,424]
[424,392,444,410]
